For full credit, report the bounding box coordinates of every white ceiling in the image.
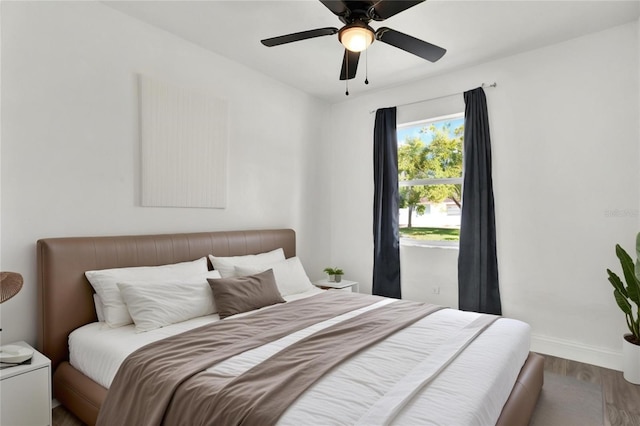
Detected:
[105,0,640,102]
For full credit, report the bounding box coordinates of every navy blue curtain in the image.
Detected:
[372,107,401,299]
[458,88,502,315]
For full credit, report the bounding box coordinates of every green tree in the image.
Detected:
[397,123,463,228]
[421,123,463,207]
[398,137,428,228]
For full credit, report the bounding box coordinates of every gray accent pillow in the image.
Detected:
[207,269,285,319]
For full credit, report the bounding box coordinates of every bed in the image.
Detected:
[37,228,543,425]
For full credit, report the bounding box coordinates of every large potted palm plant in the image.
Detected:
[606,232,640,384]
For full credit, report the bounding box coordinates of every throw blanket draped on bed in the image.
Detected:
[163,297,443,426]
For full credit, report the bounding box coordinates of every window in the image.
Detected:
[397,113,464,245]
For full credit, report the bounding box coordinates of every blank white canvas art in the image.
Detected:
[139,75,227,208]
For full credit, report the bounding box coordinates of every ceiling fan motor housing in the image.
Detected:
[335,1,380,24]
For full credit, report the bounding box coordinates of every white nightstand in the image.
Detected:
[0,341,52,426]
[313,279,359,293]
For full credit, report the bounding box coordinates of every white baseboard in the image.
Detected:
[531,334,622,371]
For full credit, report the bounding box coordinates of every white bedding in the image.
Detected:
[70,289,530,425]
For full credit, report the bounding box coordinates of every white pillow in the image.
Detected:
[117,270,221,332]
[85,257,208,328]
[235,257,314,297]
[209,248,285,278]
[93,294,105,322]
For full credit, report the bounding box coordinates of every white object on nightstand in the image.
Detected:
[313,279,359,293]
[0,345,34,364]
[0,341,52,426]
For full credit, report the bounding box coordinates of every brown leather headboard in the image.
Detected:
[37,229,296,371]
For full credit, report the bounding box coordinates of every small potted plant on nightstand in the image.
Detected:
[323,267,345,283]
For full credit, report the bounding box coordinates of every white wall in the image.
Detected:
[327,22,639,370]
[0,1,332,346]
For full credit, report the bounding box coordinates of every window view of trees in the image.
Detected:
[397,115,464,243]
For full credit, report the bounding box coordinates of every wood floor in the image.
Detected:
[52,353,640,426]
[543,354,640,426]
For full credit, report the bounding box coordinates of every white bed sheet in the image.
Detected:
[69,289,530,425]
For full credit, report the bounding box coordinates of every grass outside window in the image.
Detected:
[399,227,460,241]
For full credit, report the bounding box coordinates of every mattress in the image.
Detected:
[70,289,530,425]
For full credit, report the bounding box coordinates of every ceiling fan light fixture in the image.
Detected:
[339,24,374,52]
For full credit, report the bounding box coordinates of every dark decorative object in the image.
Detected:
[0,271,34,365]
[0,272,23,304]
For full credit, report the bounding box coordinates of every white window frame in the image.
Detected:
[397,112,464,248]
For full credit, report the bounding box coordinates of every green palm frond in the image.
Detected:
[610,234,640,342]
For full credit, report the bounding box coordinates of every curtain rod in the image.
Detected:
[369,82,497,114]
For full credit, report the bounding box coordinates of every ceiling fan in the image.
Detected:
[260,0,446,84]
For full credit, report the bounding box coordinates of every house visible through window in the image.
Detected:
[397,113,464,245]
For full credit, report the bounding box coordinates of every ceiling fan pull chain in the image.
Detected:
[365,48,369,85]
[345,50,350,96]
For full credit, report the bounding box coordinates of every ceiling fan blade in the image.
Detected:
[376,27,446,62]
[320,0,349,16]
[261,27,338,47]
[339,49,360,80]
[371,0,425,20]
